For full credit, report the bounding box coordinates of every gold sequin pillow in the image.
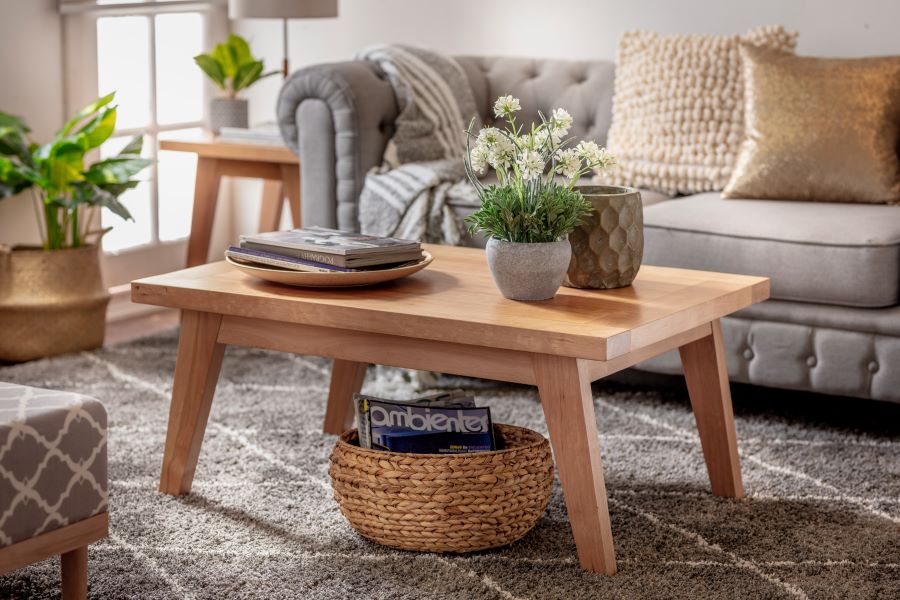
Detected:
[723,45,900,204]
[606,26,797,195]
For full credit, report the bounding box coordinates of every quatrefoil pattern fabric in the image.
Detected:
[0,382,108,547]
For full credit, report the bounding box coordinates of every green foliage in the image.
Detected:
[194,34,278,98]
[0,93,151,250]
[466,182,593,243]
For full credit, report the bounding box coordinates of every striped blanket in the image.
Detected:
[355,45,480,244]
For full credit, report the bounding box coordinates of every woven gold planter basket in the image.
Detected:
[329,424,554,553]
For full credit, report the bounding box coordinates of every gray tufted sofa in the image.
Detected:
[276,55,900,403]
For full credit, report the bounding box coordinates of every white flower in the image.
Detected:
[576,140,610,166]
[493,95,521,118]
[517,150,545,180]
[469,144,489,174]
[527,128,550,149]
[476,127,503,147]
[550,108,573,135]
[555,148,582,179]
[488,137,516,170]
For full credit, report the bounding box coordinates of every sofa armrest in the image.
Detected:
[277,61,399,230]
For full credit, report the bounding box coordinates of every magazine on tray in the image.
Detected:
[355,392,495,454]
[240,226,421,257]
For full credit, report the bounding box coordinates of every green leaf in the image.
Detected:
[0,157,31,198]
[233,60,263,92]
[45,140,86,191]
[76,106,117,150]
[85,156,151,185]
[0,111,34,165]
[117,135,144,157]
[228,34,253,66]
[211,41,238,79]
[194,54,226,89]
[61,92,115,137]
[82,183,134,221]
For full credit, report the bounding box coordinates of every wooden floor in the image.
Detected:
[105,309,180,346]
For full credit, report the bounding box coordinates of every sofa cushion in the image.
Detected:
[643,192,900,307]
[0,383,108,547]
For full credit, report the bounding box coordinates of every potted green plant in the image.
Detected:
[0,92,151,362]
[464,95,615,300]
[194,34,278,132]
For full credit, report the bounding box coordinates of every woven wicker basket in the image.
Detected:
[329,424,553,553]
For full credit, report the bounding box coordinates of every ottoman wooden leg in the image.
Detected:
[160,310,226,495]
[61,545,87,600]
[323,359,368,435]
[533,354,616,575]
[679,319,744,498]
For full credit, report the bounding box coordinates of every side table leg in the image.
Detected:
[323,359,368,435]
[258,179,285,232]
[160,310,226,495]
[533,354,616,575]
[281,164,301,228]
[678,319,744,498]
[186,157,221,267]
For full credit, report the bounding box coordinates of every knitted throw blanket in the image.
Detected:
[355,44,479,244]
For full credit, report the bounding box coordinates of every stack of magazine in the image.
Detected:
[226,226,424,273]
[354,390,497,454]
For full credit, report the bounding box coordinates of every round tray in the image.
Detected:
[329,424,553,553]
[226,251,432,288]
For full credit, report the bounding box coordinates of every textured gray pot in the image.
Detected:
[209,98,248,133]
[564,185,644,289]
[485,238,571,301]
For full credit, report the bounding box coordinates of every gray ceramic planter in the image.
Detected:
[485,238,571,301]
[209,98,248,133]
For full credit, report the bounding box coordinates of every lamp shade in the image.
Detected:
[228,0,338,19]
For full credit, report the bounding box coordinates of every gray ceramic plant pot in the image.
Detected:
[564,185,644,289]
[485,237,572,301]
[209,98,248,133]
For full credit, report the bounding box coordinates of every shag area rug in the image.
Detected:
[1,331,898,599]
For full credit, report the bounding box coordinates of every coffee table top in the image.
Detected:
[132,244,769,361]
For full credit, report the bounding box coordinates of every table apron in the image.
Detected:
[215,314,713,385]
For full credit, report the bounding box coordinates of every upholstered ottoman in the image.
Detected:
[0,383,108,599]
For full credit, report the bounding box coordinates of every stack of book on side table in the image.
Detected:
[226,226,425,273]
[354,390,498,454]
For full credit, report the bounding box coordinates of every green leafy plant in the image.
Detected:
[464,95,615,243]
[194,34,278,99]
[0,92,151,250]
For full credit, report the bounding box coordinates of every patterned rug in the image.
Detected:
[1,331,898,599]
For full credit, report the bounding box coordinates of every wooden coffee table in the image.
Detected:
[131,244,769,575]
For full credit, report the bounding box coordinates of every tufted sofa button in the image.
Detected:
[742,348,753,361]
[868,361,879,374]
[806,356,817,368]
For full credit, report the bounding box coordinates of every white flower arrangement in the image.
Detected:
[463,95,616,243]
[465,97,614,189]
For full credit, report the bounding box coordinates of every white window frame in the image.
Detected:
[62,1,228,316]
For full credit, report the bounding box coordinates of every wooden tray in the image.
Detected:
[225,251,432,287]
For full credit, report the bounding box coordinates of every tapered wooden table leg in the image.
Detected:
[323,359,368,435]
[281,164,302,228]
[159,310,226,495]
[258,179,285,232]
[533,354,616,575]
[61,545,88,600]
[679,319,744,498]
[186,157,221,267]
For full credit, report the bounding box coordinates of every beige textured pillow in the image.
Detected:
[723,45,900,204]
[606,26,797,195]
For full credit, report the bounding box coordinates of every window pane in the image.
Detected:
[158,128,201,242]
[97,16,151,130]
[100,135,153,252]
[155,13,204,125]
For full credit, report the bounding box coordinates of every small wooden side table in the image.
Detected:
[160,134,301,267]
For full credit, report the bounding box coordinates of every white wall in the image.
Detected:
[229,0,900,233]
[0,0,65,248]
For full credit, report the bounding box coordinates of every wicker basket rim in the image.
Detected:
[336,423,547,459]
